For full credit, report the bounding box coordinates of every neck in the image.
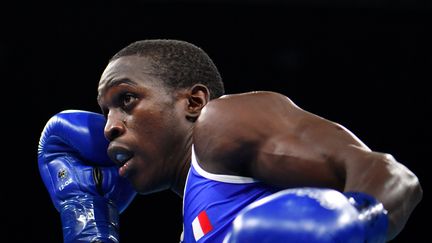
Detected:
[171,127,193,197]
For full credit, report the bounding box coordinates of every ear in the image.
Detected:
[186,84,210,122]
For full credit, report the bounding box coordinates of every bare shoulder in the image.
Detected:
[216,90,297,108]
[192,91,300,174]
[195,91,297,139]
[201,91,299,120]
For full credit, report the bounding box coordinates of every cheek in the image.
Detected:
[130,104,165,133]
[136,113,168,142]
[127,107,176,161]
[126,104,183,193]
[133,101,180,137]
[127,99,184,153]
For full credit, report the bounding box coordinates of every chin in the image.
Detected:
[133,181,166,195]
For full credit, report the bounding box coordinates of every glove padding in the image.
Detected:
[38,110,137,243]
[224,187,388,243]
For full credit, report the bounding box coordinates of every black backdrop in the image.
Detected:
[3,1,431,242]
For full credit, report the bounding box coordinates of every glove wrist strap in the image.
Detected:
[59,195,120,243]
[344,191,389,242]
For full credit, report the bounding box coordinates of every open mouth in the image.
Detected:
[108,146,134,177]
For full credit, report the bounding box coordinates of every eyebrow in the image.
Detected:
[97,78,138,103]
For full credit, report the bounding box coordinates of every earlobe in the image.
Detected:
[186,84,210,122]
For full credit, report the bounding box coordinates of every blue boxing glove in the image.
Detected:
[224,188,388,243]
[38,110,137,243]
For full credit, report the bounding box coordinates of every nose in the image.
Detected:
[104,110,125,141]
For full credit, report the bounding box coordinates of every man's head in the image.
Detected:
[97,39,223,195]
[110,39,224,100]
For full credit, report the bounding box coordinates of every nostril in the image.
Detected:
[105,126,123,141]
[111,128,121,139]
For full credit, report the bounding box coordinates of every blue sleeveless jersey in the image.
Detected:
[181,146,278,243]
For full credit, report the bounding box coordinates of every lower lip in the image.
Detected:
[119,160,133,177]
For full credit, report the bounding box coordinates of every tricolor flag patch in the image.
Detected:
[192,210,213,241]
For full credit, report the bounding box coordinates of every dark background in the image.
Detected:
[3,0,431,242]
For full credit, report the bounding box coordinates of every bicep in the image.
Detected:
[249,108,371,191]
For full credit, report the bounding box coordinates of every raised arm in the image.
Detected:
[194,91,422,240]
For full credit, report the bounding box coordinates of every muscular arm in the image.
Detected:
[194,91,422,240]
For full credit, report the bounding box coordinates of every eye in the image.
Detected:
[119,93,137,110]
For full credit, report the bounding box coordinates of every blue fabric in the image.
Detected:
[182,158,277,243]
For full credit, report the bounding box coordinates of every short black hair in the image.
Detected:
[110,39,225,99]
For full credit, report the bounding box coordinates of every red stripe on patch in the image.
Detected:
[198,210,213,234]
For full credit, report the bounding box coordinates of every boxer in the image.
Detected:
[39,39,422,242]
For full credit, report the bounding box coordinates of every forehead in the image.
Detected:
[99,55,152,85]
[98,56,163,96]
